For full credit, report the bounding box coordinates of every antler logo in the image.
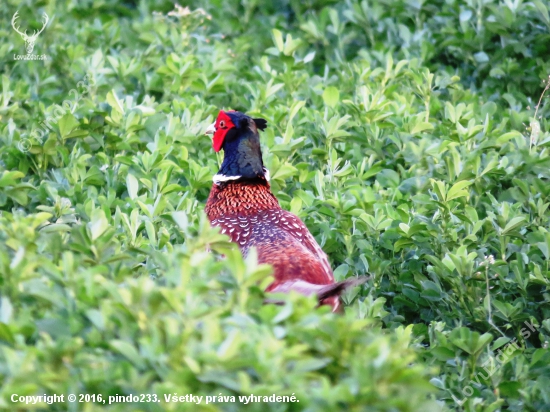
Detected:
[11,11,49,54]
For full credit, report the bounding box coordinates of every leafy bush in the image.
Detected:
[1,0,550,410]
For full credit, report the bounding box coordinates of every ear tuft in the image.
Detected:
[253,118,268,131]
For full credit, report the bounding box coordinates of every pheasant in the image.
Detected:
[204,110,366,312]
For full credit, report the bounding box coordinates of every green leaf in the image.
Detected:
[40,223,72,233]
[394,238,414,251]
[533,0,550,25]
[323,87,340,108]
[501,216,526,235]
[333,264,349,280]
[492,337,512,350]
[126,173,139,200]
[106,90,124,114]
[58,113,79,138]
[496,131,522,145]
[89,209,109,240]
[411,122,434,135]
[399,223,410,236]
[272,29,284,52]
[0,297,13,323]
[446,180,472,201]
[64,129,89,139]
[109,340,145,368]
[0,171,24,187]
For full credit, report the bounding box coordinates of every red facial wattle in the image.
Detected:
[212,129,227,152]
[212,111,235,152]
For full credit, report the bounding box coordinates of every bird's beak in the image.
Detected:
[205,123,216,136]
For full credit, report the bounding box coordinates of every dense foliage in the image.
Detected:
[1,0,550,410]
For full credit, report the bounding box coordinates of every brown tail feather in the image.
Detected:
[316,276,369,300]
[265,276,369,306]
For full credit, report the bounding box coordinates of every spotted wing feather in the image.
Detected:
[206,181,348,311]
[212,207,334,285]
[277,210,333,282]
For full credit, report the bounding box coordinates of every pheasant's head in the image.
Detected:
[205,110,268,182]
[205,110,267,152]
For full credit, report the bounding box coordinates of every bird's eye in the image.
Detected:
[219,120,226,128]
